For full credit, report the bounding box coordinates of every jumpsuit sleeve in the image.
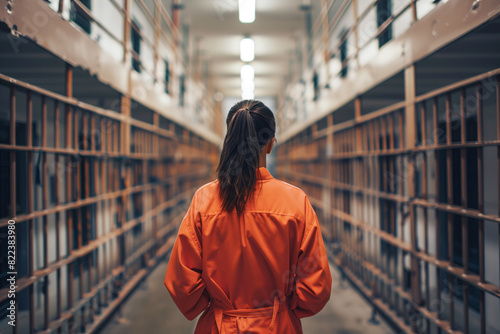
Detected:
[164,192,210,320]
[291,195,332,318]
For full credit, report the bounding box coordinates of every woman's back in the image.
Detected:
[165,168,332,333]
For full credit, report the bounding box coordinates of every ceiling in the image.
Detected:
[181,0,307,98]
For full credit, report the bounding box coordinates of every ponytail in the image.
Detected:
[216,100,276,215]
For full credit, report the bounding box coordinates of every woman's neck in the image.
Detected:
[258,152,267,168]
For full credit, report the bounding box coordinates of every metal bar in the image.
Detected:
[381,116,387,151]
[476,83,485,334]
[41,95,50,330]
[444,92,455,328]
[71,0,125,46]
[411,0,417,22]
[27,91,32,147]
[27,89,35,334]
[9,86,16,218]
[459,88,469,332]
[123,0,131,64]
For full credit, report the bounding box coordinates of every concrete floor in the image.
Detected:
[101,261,395,334]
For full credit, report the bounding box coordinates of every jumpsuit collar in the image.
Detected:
[256,167,273,180]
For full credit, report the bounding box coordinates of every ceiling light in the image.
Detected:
[240,37,255,62]
[242,91,254,99]
[239,0,255,23]
[240,64,254,81]
[241,80,254,91]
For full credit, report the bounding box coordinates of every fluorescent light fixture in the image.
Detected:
[240,38,255,62]
[240,64,254,81]
[241,80,254,91]
[239,0,255,23]
[242,90,254,99]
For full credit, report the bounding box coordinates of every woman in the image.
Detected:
[165,100,332,333]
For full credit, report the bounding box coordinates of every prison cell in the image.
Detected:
[0,67,218,333]
[277,67,500,334]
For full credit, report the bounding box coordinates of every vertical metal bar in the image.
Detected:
[65,64,74,309]
[369,121,374,155]
[381,116,387,151]
[352,0,360,68]
[101,117,106,155]
[476,83,485,334]
[9,86,16,218]
[52,99,62,322]
[66,64,73,98]
[92,118,101,292]
[432,97,442,325]
[321,0,330,83]
[75,113,83,310]
[42,96,47,148]
[41,95,50,330]
[154,0,160,81]
[55,101,60,150]
[328,114,335,240]
[82,112,88,152]
[405,66,421,313]
[389,114,395,151]
[123,0,131,63]
[74,109,79,153]
[27,91,32,147]
[399,110,404,149]
[421,104,426,147]
[90,114,96,152]
[10,86,17,334]
[91,115,99,199]
[114,122,119,153]
[23,88,36,333]
[421,101,430,312]
[411,0,417,22]
[445,92,455,329]
[458,88,469,333]
[27,89,35,334]
[107,120,112,154]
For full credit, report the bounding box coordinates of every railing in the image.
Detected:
[278,0,437,131]
[40,0,219,132]
[65,0,179,85]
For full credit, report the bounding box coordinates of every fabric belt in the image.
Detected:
[213,295,287,333]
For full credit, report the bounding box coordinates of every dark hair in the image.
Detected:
[216,99,276,215]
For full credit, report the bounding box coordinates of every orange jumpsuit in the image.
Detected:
[164,167,332,333]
